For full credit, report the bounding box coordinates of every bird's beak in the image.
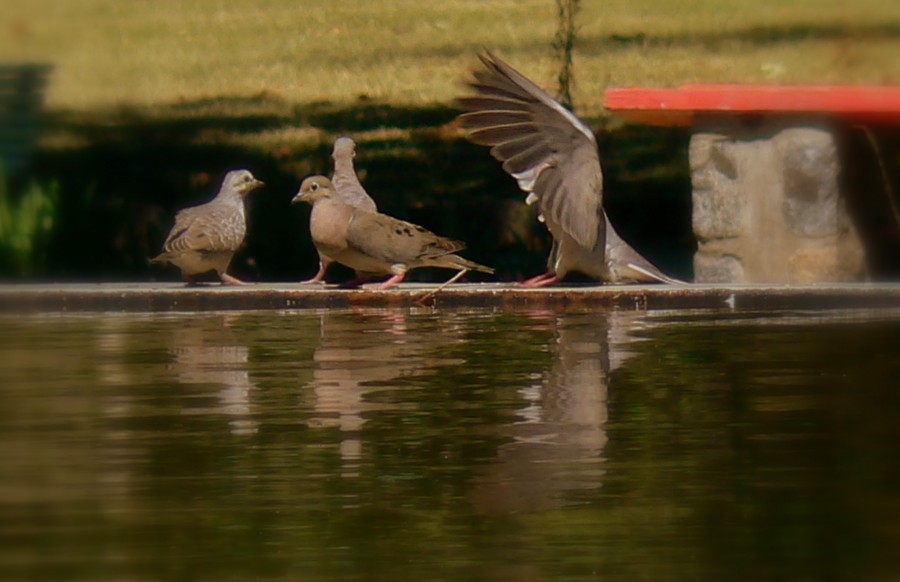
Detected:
[291,191,306,205]
[252,178,265,189]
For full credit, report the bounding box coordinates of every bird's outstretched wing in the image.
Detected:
[458,51,604,251]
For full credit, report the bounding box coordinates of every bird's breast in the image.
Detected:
[309,201,352,255]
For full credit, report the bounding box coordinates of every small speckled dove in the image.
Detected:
[292,175,493,289]
[302,136,379,284]
[150,169,264,285]
[458,51,681,286]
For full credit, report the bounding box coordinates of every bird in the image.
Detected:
[301,136,379,285]
[527,210,684,286]
[331,136,377,212]
[458,51,682,286]
[292,175,493,289]
[601,212,683,284]
[150,169,264,285]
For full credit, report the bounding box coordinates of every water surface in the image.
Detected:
[2,308,899,580]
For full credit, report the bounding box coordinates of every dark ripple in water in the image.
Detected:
[1,308,899,580]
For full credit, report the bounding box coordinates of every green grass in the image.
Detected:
[0,171,59,276]
[2,0,898,117]
[1,0,898,281]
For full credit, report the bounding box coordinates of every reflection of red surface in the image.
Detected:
[604,85,900,126]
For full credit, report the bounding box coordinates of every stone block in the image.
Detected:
[689,117,866,284]
[690,133,749,240]
[693,251,745,283]
[777,127,842,237]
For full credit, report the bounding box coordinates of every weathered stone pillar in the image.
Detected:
[690,117,867,283]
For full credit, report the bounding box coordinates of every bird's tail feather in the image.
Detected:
[148,253,169,265]
[627,263,687,285]
[428,254,494,274]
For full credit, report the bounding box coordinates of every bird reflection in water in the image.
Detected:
[170,314,258,435]
[305,308,466,477]
[471,309,645,513]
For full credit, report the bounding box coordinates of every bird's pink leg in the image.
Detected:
[299,261,329,285]
[220,272,248,286]
[519,272,559,288]
[374,273,406,290]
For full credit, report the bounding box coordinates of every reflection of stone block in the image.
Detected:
[689,118,866,283]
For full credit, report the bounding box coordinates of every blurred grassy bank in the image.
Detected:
[1,0,898,281]
[4,0,898,113]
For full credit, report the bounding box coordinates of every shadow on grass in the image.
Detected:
[9,94,695,283]
[590,21,900,51]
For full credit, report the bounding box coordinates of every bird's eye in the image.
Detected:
[311,182,319,192]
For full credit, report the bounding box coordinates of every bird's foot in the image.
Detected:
[300,263,329,285]
[369,273,406,290]
[299,276,326,285]
[220,273,249,286]
[518,272,559,288]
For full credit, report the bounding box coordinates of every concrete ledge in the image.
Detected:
[1,282,900,312]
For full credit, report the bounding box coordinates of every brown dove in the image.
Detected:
[302,136,379,284]
[150,169,264,285]
[292,175,493,289]
[331,136,377,212]
[458,51,682,286]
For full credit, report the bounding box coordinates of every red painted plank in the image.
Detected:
[604,85,900,126]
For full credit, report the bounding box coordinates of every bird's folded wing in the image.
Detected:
[164,204,242,253]
[458,51,604,250]
[346,212,465,266]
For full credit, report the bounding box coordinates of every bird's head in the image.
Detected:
[223,169,265,196]
[292,175,335,205]
[331,136,357,162]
